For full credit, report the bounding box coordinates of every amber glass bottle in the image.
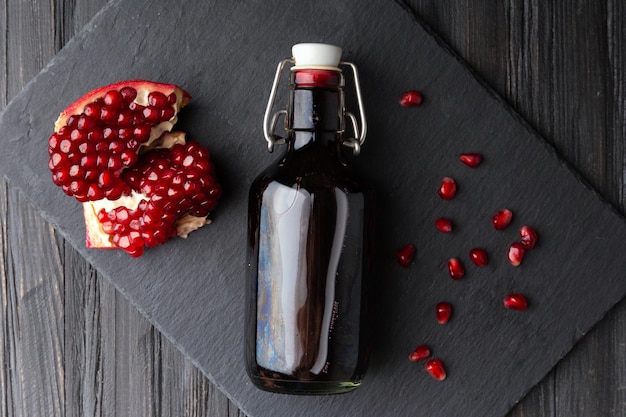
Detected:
[246,44,374,395]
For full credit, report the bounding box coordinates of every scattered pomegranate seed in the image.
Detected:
[438,177,457,200]
[507,243,526,266]
[447,258,465,280]
[396,244,416,267]
[459,152,483,168]
[425,359,447,381]
[503,293,528,310]
[436,302,452,324]
[435,217,453,233]
[492,209,513,230]
[519,225,538,249]
[408,344,431,362]
[399,90,423,107]
[469,248,489,267]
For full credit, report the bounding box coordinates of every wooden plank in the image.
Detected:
[63,250,243,416]
[0,180,14,417]
[4,0,56,98]
[555,301,626,416]
[2,1,64,416]
[0,183,65,417]
[0,2,6,108]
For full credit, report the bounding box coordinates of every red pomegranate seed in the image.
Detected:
[117,110,134,127]
[87,129,103,142]
[503,293,528,310]
[399,90,423,107]
[425,359,447,381]
[447,258,465,279]
[69,129,85,142]
[408,344,431,362]
[459,152,483,168]
[103,90,123,109]
[148,91,168,108]
[161,107,175,120]
[133,125,152,142]
[396,244,416,267]
[120,86,137,102]
[469,248,489,267]
[435,217,453,233]
[492,209,513,230]
[435,302,452,324]
[77,116,96,130]
[507,242,526,266]
[519,225,538,249]
[438,177,457,200]
[100,106,119,124]
[143,107,161,123]
[83,102,101,118]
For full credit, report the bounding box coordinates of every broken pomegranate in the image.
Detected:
[396,243,416,267]
[408,344,431,362]
[438,177,457,200]
[447,257,465,280]
[435,217,453,233]
[469,247,489,267]
[425,359,447,381]
[399,90,423,107]
[507,242,526,266]
[492,208,513,230]
[503,293,528,310]
[48,80,221,257]
[435,301,452,324]
[519,225,538,249]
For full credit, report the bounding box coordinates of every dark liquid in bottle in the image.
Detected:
[245,70,374,394]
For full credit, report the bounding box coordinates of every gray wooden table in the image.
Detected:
[1,1,624,416]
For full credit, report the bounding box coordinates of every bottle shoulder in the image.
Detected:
[250,152,371,195]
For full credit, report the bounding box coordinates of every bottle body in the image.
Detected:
[246,145,373,394]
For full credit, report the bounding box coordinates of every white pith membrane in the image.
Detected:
[83,130,212,249]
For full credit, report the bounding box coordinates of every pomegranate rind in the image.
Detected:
[53,80,190,131]
[176,214,211,238]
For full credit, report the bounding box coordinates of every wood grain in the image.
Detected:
[0,0,624,416]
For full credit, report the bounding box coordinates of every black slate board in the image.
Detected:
[1,0,625,416]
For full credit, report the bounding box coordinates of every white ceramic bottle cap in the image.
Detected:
[291,43,342,70]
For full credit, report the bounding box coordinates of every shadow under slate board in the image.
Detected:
[0,0,624,416]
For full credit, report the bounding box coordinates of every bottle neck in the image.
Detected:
[286,69,345,151]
